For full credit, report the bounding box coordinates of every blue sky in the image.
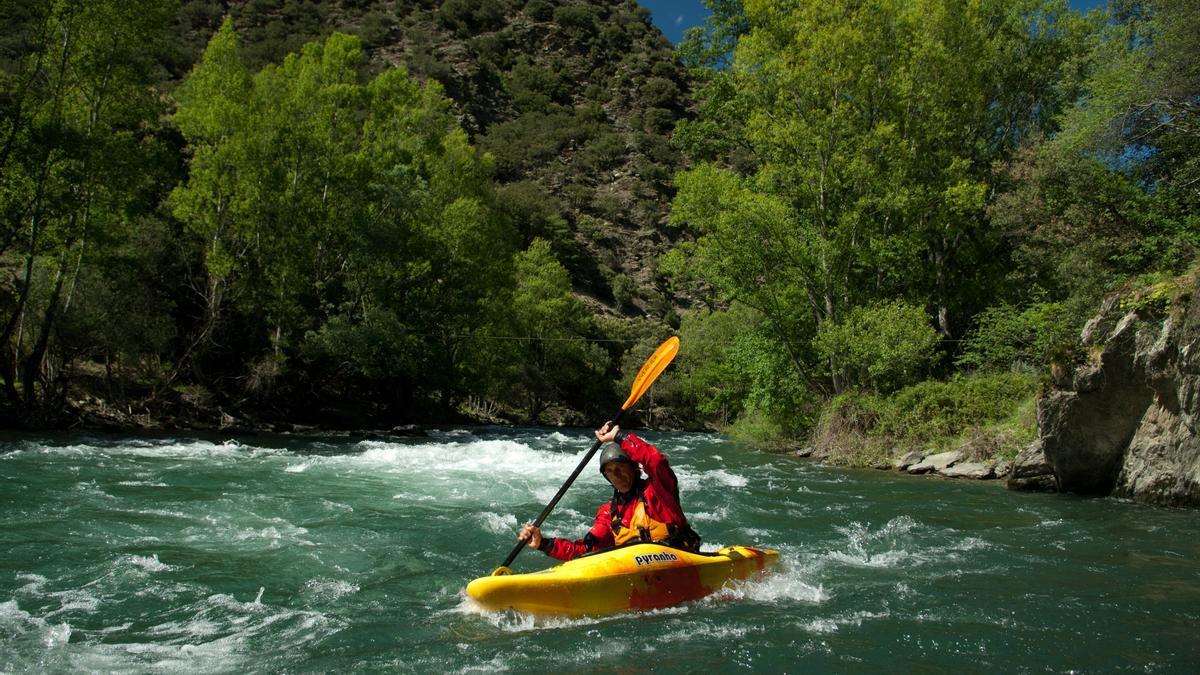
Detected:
[641,0,1111,44]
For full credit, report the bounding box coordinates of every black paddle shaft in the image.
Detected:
[498,409,626,570]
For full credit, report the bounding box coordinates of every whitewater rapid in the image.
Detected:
[3,428,1198,672]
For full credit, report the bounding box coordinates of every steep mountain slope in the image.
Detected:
[172,0,694,322]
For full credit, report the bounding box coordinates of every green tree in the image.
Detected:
[812,301,940,394]
[0,0,175,406]
[169,17,254,374]
[998,0,1200,307]
[174,26,514,407]
[671,0,1082,396]
[506,238,604,422]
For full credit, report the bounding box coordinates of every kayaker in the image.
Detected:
[517,422,701,560]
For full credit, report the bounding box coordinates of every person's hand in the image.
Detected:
[595,421,620,443]
[518,523,542,550]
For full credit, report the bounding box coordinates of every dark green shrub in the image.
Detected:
[523,0,553,21]
[479,110,577,177]
[611,272,634,308]
[640,76,680,108]
[813,301,940,394]
[642,107,676,133]
[635,132,677,164]
[438,0,505,36]
[507,58,567,110]
[575,132,627,174]
[554,5,597,36]
[957,302,1078,372]
[810,372,1039,462]
[877,373,1039,445]
[561,183,594,208]
[496,182,570,249]
[359,11,396,48]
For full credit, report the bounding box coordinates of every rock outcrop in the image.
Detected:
[1010,277,1200,506]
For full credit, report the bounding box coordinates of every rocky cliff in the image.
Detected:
[1010,273,1200,506]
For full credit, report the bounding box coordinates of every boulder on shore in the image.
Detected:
[1008,440,1057,492]
[941,462,994,480]
[894,450,925,471]
[908,450,961,474]
[1027,277,1200,506]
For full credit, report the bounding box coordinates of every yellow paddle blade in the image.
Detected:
[621,336,680,411]
[491,566,512,576]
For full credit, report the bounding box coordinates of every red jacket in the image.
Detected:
[542,433,691,561]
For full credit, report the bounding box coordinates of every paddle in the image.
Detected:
[490,335,680,576]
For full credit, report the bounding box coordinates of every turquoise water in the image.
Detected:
[2,428,1198,672]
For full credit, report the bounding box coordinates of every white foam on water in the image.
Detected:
[824,548,914,568]
[521,430,578,451]
[232,524,313,547]
[78,635,248,673]
[71,480,116,500]
[301,578,359,602]
[820,516,925,568]
[180,514,314,551]
[453,594,691,633]
[681,468,748,490]
[25,439,283,462]
[16,573,48,594]
[116,480,169,487]
[0,598,73,668]
[951,536,993,553]
[351,438,592,480]
[0,599,69,637]
[689,505,731,523]
[476,512,518,535]
[138,508,196,520]
[530,485,561,504]
[799,609,890,635]
[320,498,353,512]
[392,492,438,501]
[658,621,752,643]
[92,592,344,672]
[123,554,174,573]
[46,589,101,616]
[801,617,839,634]
[710,564,828,606]
[816,516,999,574]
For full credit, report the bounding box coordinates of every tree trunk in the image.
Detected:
[22,256,68,407]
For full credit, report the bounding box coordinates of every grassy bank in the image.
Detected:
[807,372,1041,469]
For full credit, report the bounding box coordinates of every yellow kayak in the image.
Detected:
[466,543,780,616]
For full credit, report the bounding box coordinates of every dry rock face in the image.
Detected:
[1011,284,1200,506]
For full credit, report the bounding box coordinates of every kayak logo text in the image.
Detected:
[634,552,679,567]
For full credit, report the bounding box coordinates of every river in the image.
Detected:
[2,428,1198,672]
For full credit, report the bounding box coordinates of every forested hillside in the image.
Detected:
[666,0,1198,455]
[0,0,1195,445]
[0,0,693,429]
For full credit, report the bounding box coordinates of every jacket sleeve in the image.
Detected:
[543,503,614,561]
[620,433,678,499]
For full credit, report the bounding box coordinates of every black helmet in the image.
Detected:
[598,442,634,474]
